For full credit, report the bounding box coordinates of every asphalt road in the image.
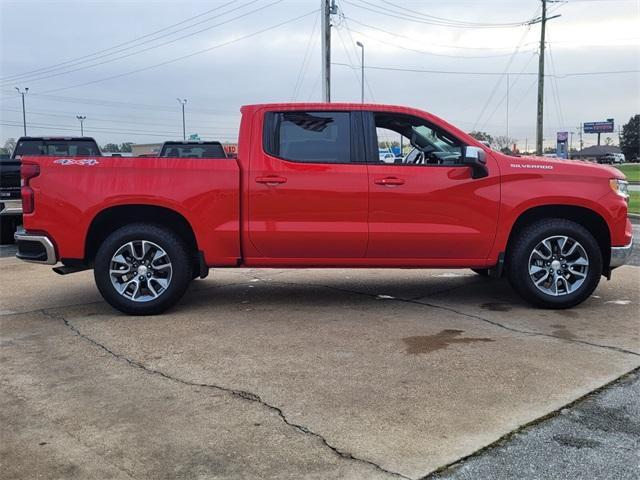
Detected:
[432,370,640,480]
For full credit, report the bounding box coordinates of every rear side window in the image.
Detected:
[161,144,227,159]
[263,111,352,163]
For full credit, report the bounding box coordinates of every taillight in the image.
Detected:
[21,163,40,214]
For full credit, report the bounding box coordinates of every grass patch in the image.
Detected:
[629,191,639,215]
[617,163,640,182]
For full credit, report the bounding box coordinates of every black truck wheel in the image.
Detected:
[94,223,192,315]
[506,218,602,309]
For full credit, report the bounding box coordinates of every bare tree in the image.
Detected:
[493,135,516,153]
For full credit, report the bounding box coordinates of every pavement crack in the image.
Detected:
[43,309,411,480]
[266,280,640,358]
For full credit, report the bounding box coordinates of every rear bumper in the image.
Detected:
[14,227,57,265]
[0,199,22,216]
[610,239,633,268]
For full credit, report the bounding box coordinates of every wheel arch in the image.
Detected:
[505,204,611,271]
[85,204,199,265]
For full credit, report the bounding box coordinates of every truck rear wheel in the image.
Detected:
[506,219,602,309]
[94,223,192,315]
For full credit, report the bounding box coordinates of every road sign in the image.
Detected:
[584,120,614,134]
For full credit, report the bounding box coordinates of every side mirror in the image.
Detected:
[463,146,488,179]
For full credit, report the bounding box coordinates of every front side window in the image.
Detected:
[374,112,463,166]
[264,111,351,163]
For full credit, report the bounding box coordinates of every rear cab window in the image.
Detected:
[263,111,363,164]
[13,139,101,159]
[160,143,227,159]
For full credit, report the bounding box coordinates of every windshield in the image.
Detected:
[13,139,100,158]
[411,126,458,153]
[161,144,226,159]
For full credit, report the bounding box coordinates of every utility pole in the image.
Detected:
[177,98,187,140]
[76,115,86,136]
[15,87,28,135]
[321,0,337,102]
[506,73,510,140]
[579,123,583,159]
[356,41,365,103]
[535,0,547,155]
[534,1,561,155]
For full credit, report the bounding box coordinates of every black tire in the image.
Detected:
[471,268,490,277]
[506,218,602,309]
[94,223,192,315]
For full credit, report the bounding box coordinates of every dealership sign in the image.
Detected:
[584,119,614,134]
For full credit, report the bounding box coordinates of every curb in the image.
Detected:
[629,214,640,225]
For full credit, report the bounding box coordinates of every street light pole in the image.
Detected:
[177,98,187,140]
[356,41,364,103]
[76,115,86,136]
[15,87,28,135]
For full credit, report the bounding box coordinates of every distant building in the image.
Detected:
[573,145,621,162]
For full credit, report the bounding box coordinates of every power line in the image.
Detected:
[0,121,236,139]
[331,63,640,78]
[379,0,536,27]
[0,0,244,82]
[291,13,320,101]
[35,9,319,95]
[0,0,280,86]
[345,0,535,28]
[344,17,540,51]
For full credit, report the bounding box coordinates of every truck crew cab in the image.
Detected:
[14,104,633,314]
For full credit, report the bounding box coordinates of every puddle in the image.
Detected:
[403,329,493,354]
[553,434,601,449]
[481,302,512,312]
[550,324,578,341]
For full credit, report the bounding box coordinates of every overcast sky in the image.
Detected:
[1,0,638,149]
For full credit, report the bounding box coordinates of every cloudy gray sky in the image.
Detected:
[1,0,638,149]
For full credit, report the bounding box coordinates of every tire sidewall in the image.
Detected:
[94,224,192,315]
[509,220,602,308]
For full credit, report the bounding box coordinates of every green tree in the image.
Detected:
[119,142,133,153]
[468,131,494,145]
[620,114,639,161]
[2,138,16,155]
[102,143,120,153]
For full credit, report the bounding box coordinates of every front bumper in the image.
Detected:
[610,239,633,268]
[14,228,57,265]
[0,199,22,216]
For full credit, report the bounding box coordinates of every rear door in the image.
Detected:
[247,109,368,258]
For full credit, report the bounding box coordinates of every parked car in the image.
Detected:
[1,137,101,243]
[160,141,227,159]
[599,153,625,165]
[14,103,632,314]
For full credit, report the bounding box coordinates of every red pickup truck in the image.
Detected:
[15,103,632,314]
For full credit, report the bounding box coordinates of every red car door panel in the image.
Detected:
[248,109,368,258]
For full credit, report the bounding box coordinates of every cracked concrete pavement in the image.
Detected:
[1,255,639,479]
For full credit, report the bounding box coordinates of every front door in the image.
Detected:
[365,111,500,260]
[248,109,368,258]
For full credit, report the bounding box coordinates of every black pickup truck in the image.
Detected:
[0,137,101,243]
[159,140,227,158]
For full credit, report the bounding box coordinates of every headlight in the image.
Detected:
[609,178,629,201]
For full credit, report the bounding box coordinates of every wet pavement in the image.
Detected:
[1,253,638,479]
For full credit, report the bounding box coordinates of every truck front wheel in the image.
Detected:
[506,219,602,309]
[94,223,193,315]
